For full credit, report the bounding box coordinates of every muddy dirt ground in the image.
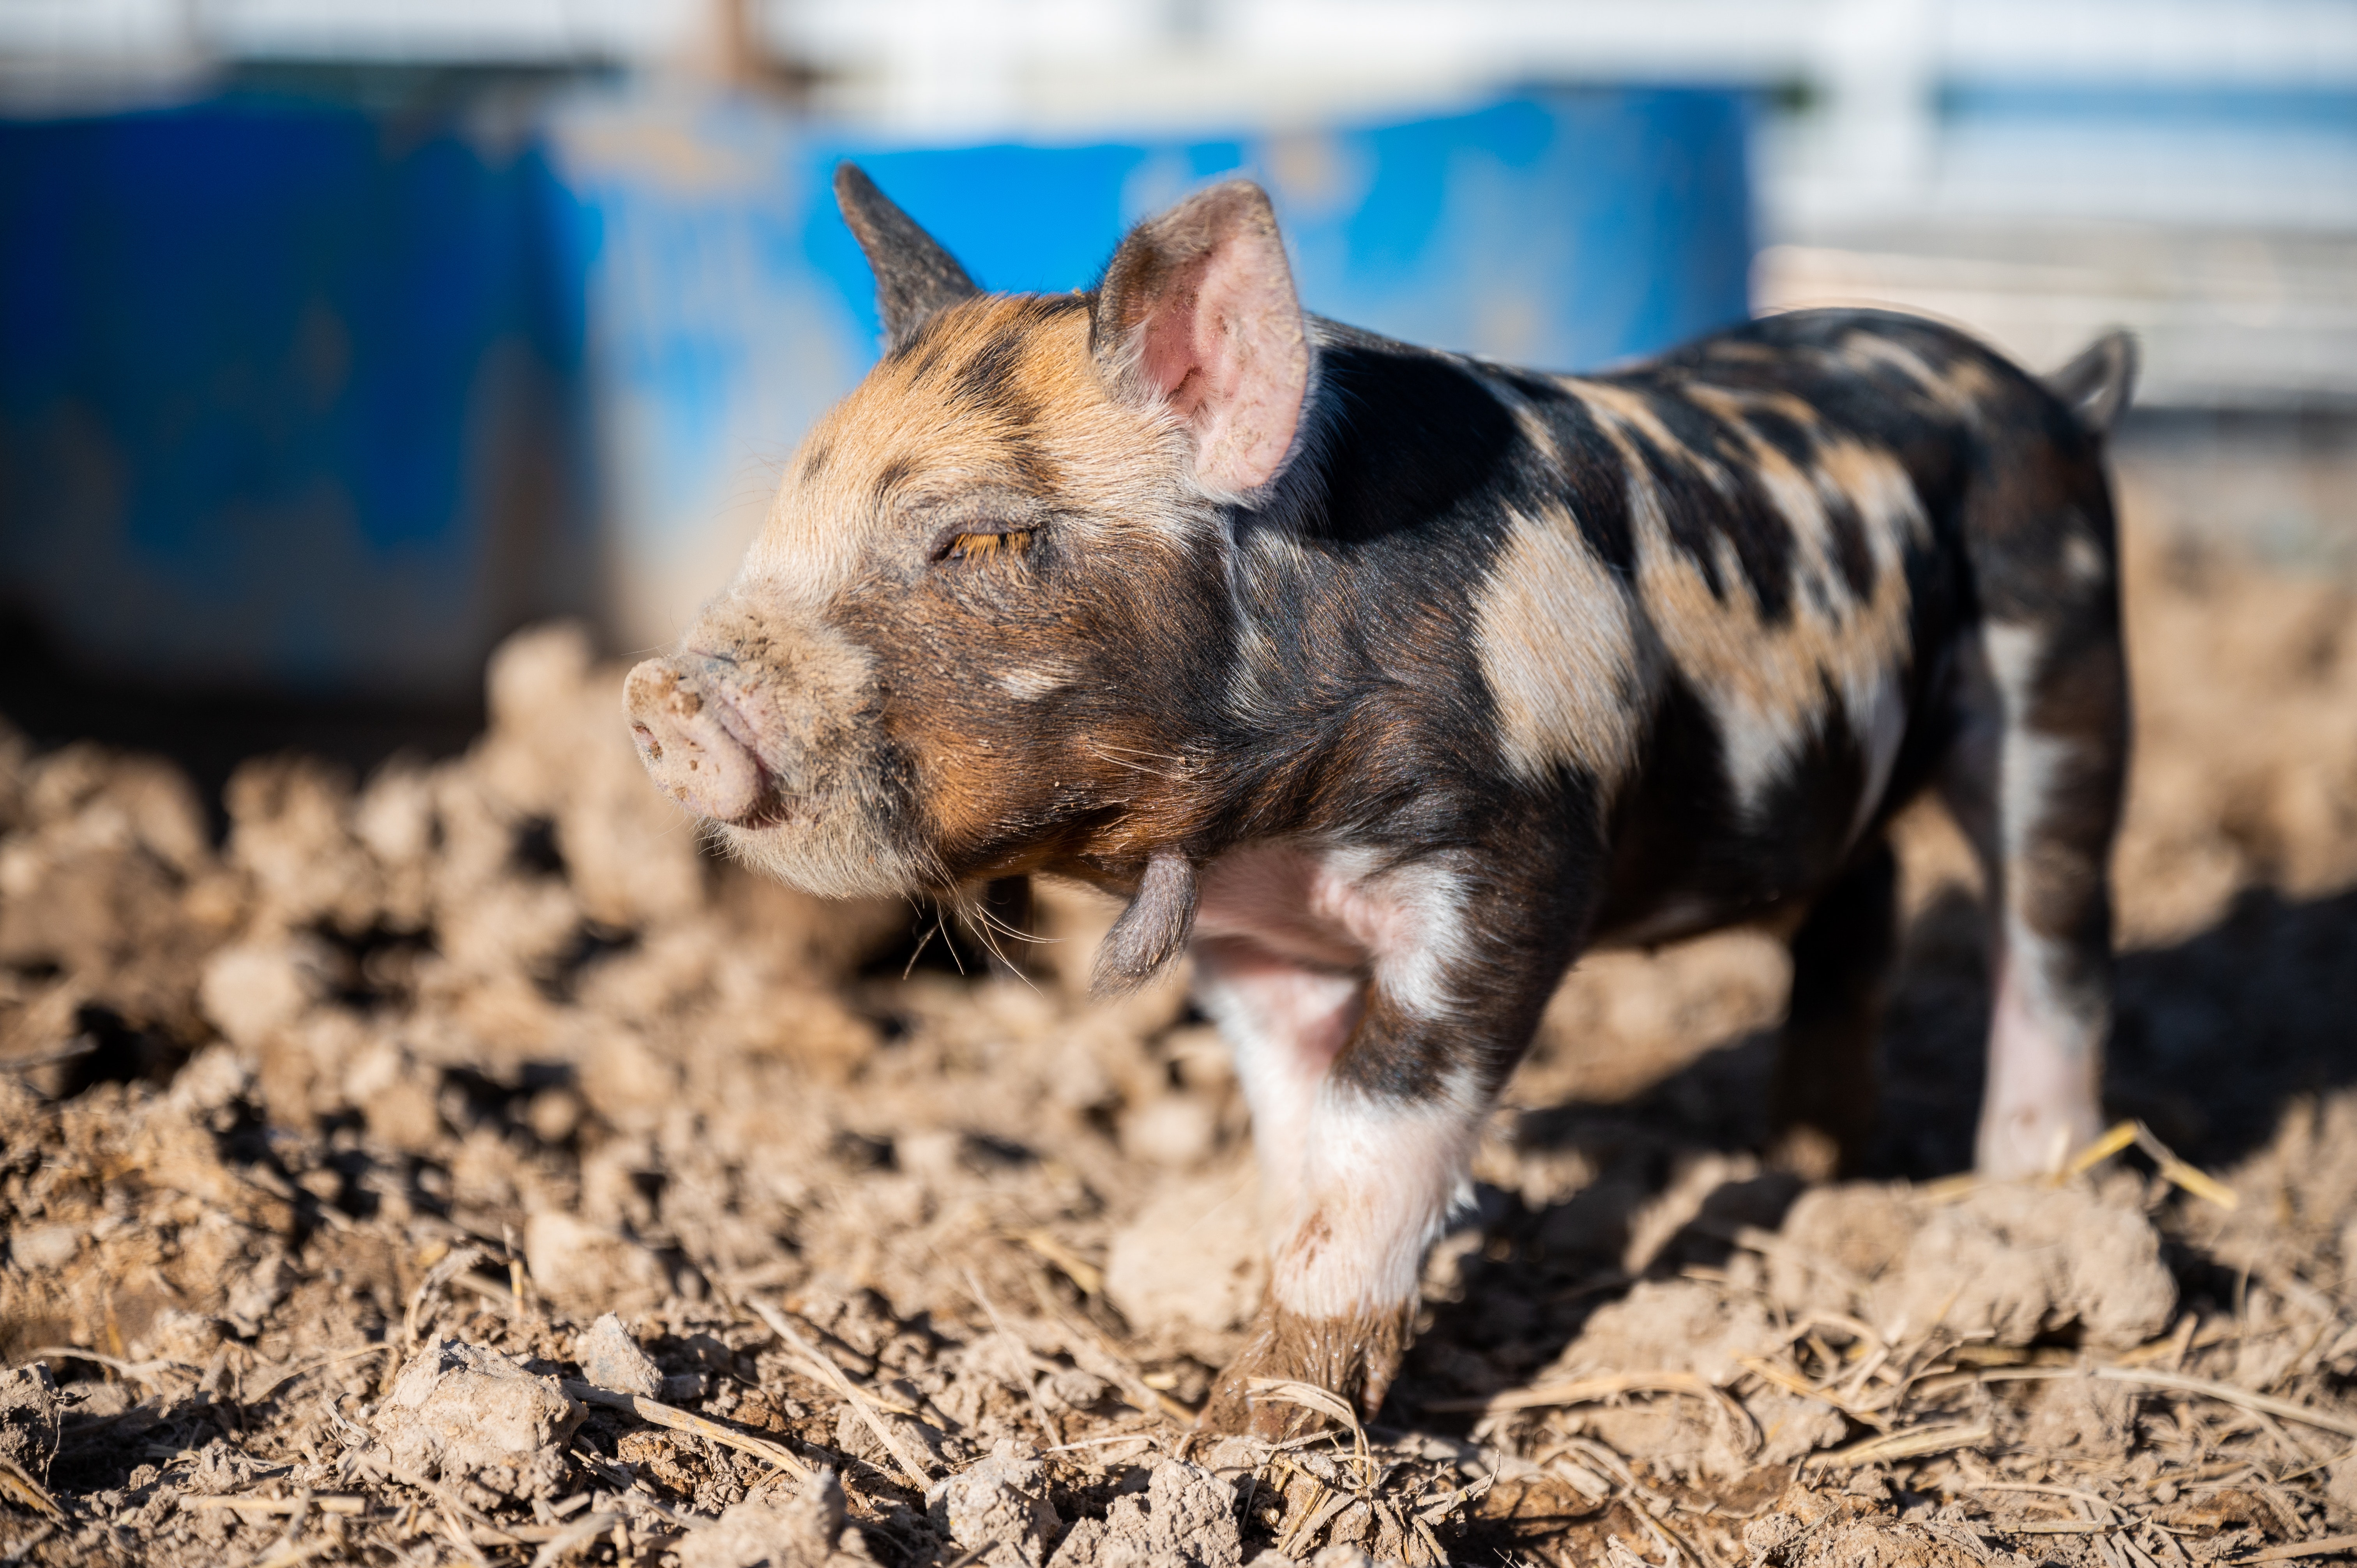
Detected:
[2,481,2355,1567]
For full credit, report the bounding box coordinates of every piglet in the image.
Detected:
[627,164,2136,1434]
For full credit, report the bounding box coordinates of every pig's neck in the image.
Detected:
[1186,314,1564,850]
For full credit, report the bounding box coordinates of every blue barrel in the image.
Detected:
[0,95,593,701]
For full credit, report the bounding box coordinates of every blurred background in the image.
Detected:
[2,0,2353,777]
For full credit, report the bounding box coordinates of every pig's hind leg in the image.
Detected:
[1944,462,2130,1177]
[1767,836,1900,1179]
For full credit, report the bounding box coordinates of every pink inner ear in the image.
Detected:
[1139,260,1212,412]
[1134,235,1308,494]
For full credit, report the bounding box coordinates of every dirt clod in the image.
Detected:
[1740,1487,1984,1568]
[523,1211,672,1316]
[576,1312,662,1397]
[930,1439,1061,1567]
[1103,1174,1266,1343]
[1887,1182,2177,1346]
[678,1471,878,1568]
[1048,1459,1243,1568]
[0,1364,59,1483]
[373,1339,586,1499]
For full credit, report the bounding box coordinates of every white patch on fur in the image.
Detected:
[995,664,1072,700]
[1192,944,1363,1223]
[1192,838,1483,1275]
[1269,1085,1479,1318]
[1713,696,1804,819]
[1965,620,2108,1176]
[1196,841,1475,1023]
[1847,668,1910,846]
[1471,504,1646,794]
[1312,845,1477,1022]
[1977,945,2103,1176]
[2062,524,2108,588]
[1982,622,2065,866]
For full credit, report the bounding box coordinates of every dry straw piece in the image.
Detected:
[2065,1118,2241,1209]
[183,1495,371,1516]
[744,1297,935,1488]
[1245,1377,1374,1484]
[559,1381,815,1482]
[1799,1421,1994,1471]
[1436,1370,1761,1455]
[2232,1534,2357,1564]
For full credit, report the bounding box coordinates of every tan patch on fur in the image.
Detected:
[742,295,1196,606]
[1835,329,2001,423]
[1557,377,1703,470]
[1508,398,1562,468]
[1562,377,1930,816]
[1472,501,1645,793]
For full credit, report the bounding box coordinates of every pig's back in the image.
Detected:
[1511,310,2076,943]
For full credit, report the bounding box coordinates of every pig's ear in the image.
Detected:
[1092,180,1311,497]
[834,162,982,352]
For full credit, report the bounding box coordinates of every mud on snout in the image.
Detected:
[622,598,933,899]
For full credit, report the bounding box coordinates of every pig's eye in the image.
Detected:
[940,530,1034,564]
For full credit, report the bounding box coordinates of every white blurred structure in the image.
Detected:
[770,1,2357,223]
[6,0,2355,405]
[761,0,2357,407]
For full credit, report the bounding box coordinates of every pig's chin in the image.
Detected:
[712,807,938,902]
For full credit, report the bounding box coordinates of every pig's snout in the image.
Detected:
[624,658,769,825]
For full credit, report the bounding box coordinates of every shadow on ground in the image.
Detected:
[1396,879,2357,1428]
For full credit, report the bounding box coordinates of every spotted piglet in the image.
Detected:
[625,166,2137,1434]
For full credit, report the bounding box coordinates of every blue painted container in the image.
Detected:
[0,97,597,700]
[0,86,1751,697]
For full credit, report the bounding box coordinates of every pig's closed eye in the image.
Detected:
[940,529,1034,564]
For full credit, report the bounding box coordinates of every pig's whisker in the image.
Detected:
[942,890,1044,993]
[931,906,966,977]
[899,917,941,980]
[965,896,1051,946]
[965,913,1023,985]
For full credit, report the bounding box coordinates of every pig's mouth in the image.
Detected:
[623,655,795,829]
[622,622,926,901]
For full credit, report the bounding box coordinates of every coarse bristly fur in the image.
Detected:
[623,163,2139,1436]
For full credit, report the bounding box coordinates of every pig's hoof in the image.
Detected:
[1194,1302,1412,1438]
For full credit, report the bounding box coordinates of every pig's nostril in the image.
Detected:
[623,655,767,824]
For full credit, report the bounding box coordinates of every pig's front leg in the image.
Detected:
[1186,848,1565,1435]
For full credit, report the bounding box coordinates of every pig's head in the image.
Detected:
[624,164,1313,920]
